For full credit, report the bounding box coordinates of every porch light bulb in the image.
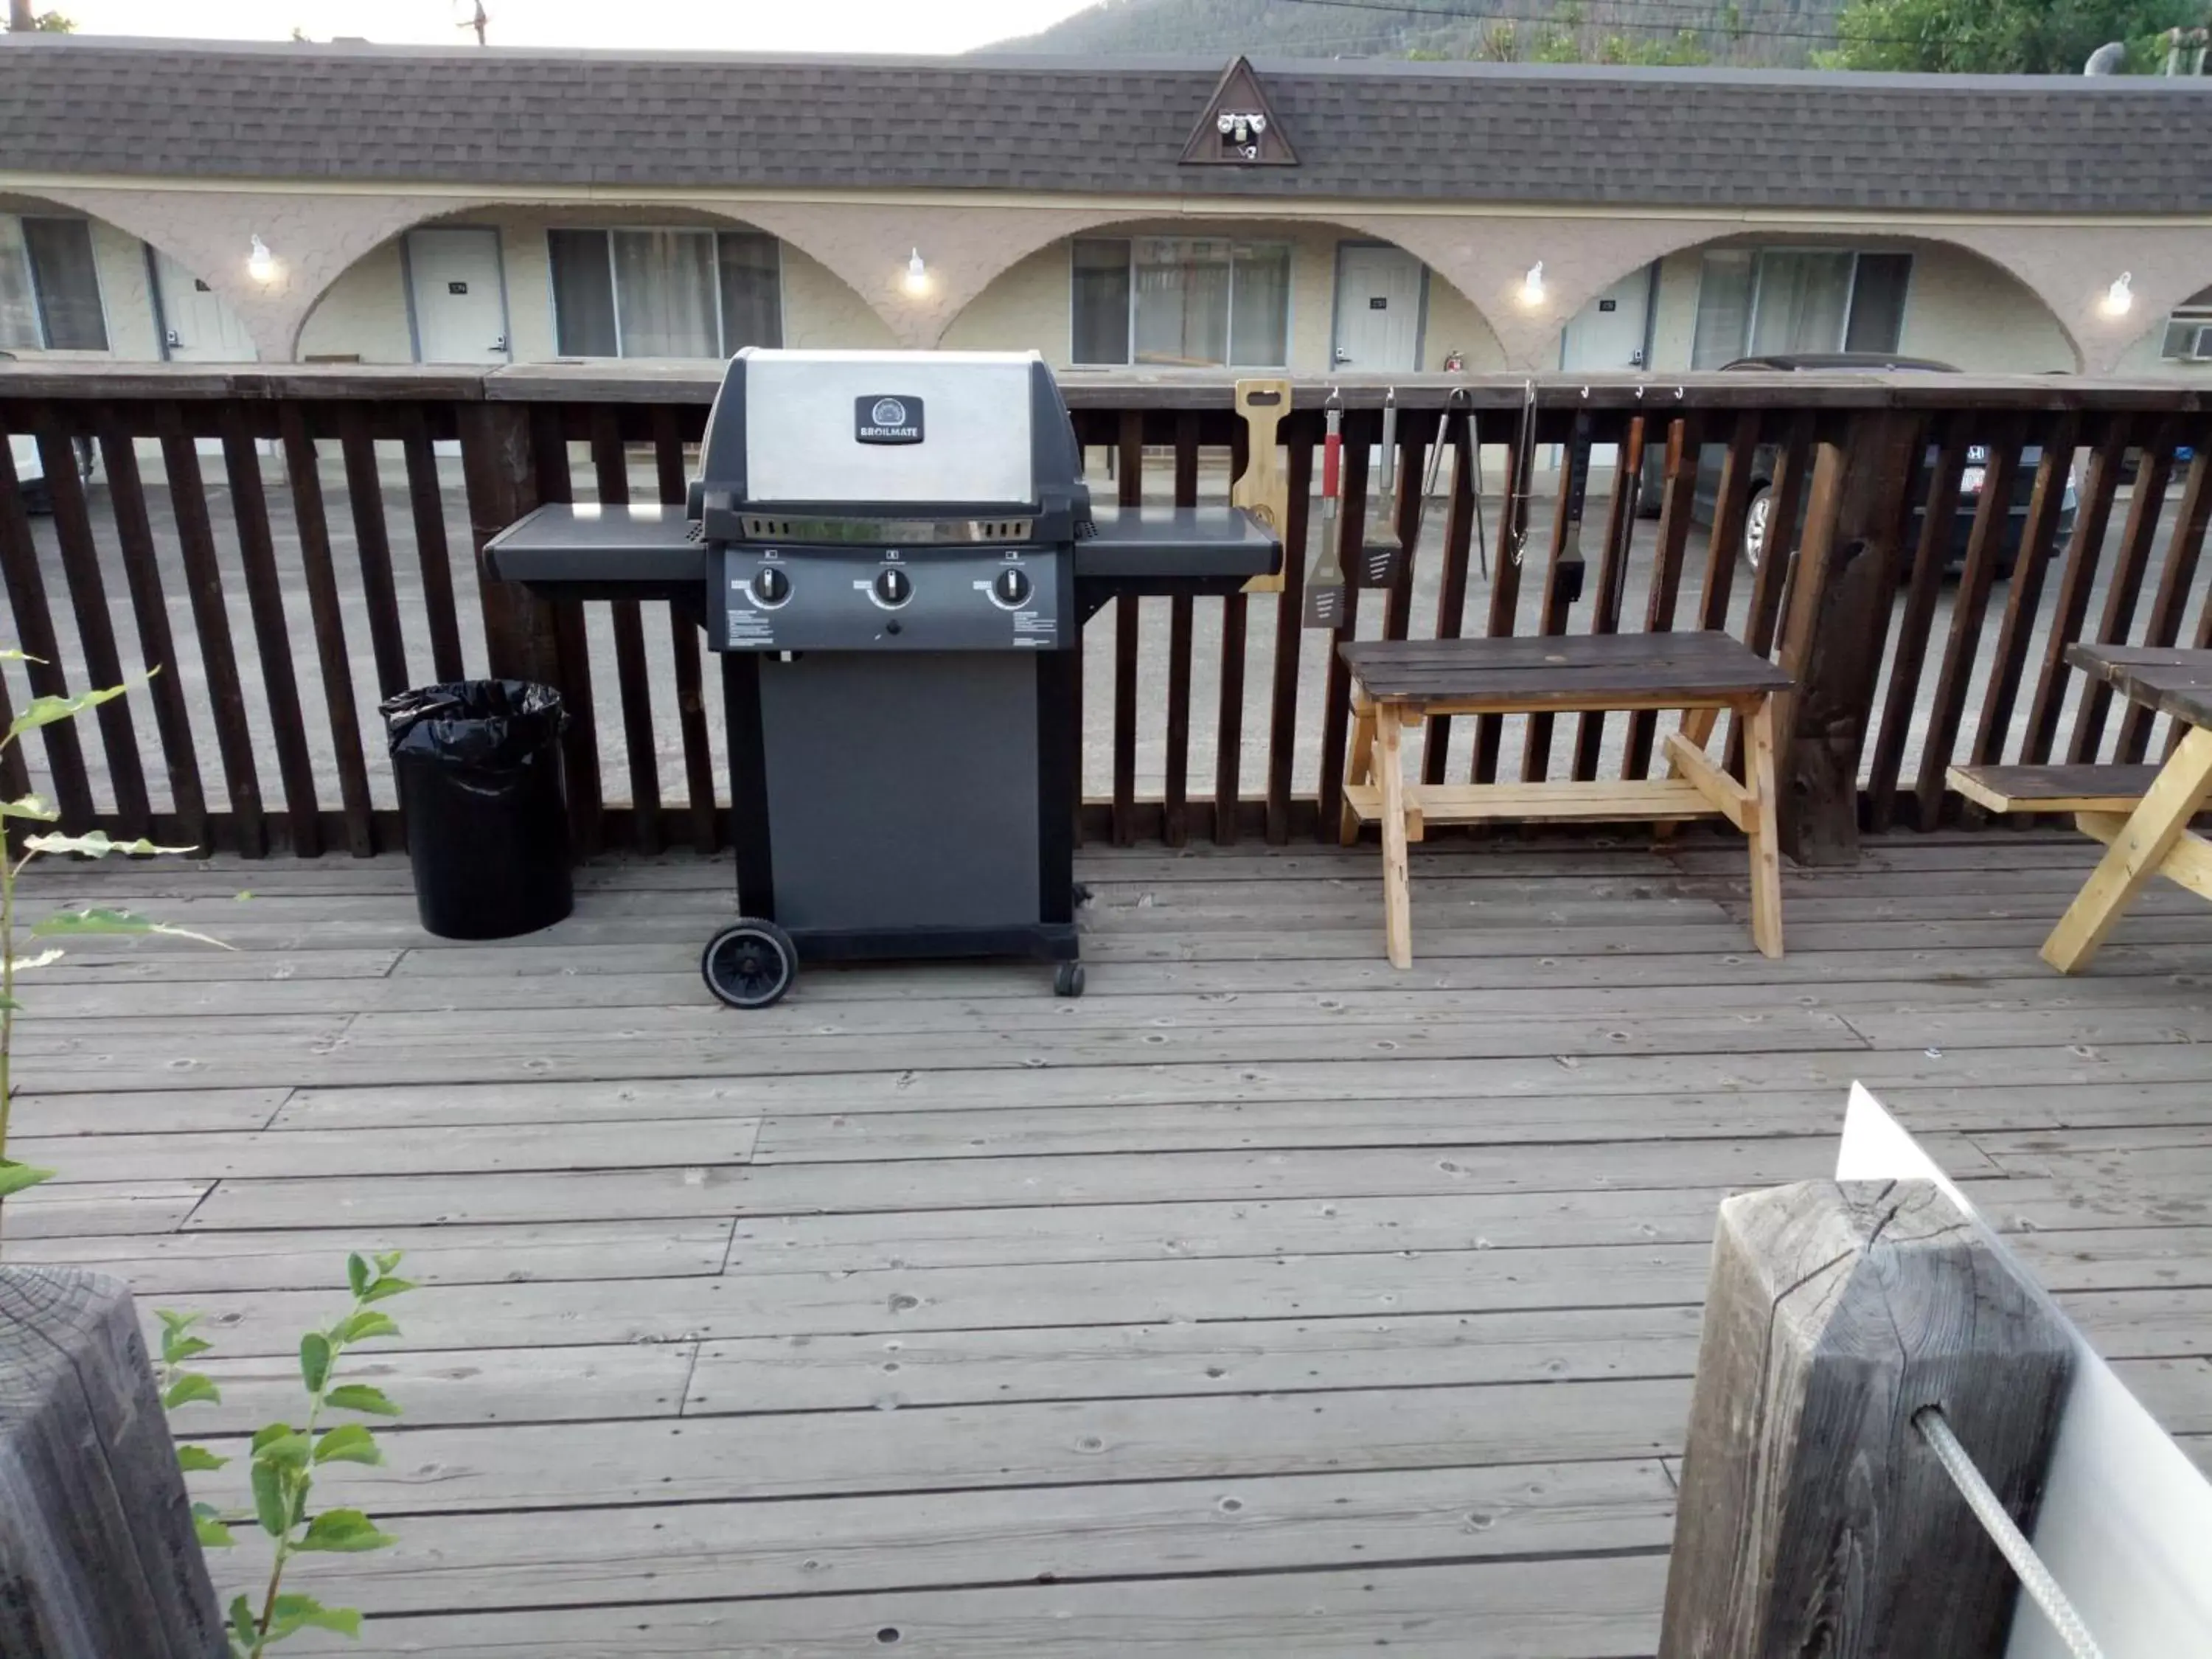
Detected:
[904,249,929,296]
[2103,271,2134,316]
[1521,261,1545,306]
[247,235,275,282]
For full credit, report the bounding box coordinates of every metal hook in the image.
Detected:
[1674,386,1686,400]
[1326,384,1343,411]
[1579,385,1590,400]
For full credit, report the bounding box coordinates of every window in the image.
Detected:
[1691,248,1910,368]
[1071,236,1290,368]
[0,215,108,352]
[2161,284,2212,364]
[548,228,782,358]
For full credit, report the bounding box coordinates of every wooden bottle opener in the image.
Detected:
[1232,378,1290,594]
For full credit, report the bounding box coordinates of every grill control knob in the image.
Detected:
[991,567,1033,608]
[874,566,913,608]
[750,566,790,607]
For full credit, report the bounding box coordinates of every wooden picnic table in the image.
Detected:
[1338,631,1793,969]
[2041,642,2212,973]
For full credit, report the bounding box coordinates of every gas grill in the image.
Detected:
[486,349,1280,1007]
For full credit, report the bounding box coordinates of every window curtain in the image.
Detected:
[548,229,618,357]
[612,230,720,358]
[21,220,107,351]
[1133,237,1231,368]
[1071,238,1132,365]
[1747,251,1854,357]
[716,233,782,352]
[1843,254,1913,355]
[1228,243,1290,367]
[1690,251,1754,369]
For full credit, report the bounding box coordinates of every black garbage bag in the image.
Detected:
[382,681,572,939]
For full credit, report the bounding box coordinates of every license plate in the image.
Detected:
[1960,466,1987,494]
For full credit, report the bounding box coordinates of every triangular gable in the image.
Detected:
[1179,55,1298,168]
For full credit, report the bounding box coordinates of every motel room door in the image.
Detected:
[152,251,257,362]
[1332,244,1426,372]
[406,227,511,364]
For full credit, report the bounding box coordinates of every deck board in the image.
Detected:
[4,830,2210,1656]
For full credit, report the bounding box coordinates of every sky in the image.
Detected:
[44,0,1102,53]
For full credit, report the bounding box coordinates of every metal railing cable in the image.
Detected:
[1913,1406,2104,1659]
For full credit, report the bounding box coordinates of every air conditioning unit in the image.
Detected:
[2161,310,2212,361]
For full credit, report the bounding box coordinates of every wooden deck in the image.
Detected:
[5,829,2212,1657]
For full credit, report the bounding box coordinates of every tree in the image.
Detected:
[1825,0,2198,73]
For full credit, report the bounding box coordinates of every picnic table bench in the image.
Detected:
[1950,644,2212,974]
[1338,631,1793,969]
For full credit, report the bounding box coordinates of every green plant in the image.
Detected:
[161,1252,414,1656]
[0,657,227,1217]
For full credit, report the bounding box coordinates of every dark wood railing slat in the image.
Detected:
[220,406,324,856]
[1866,411,1973,832]
[1965,414,2081,792]
[155,407,266,855]
[1263,428,1312,844]
[653,407,718,855]
[1381,422,1426,645]
[1622,415,1700,780]
[1472,417,1527,785]
[399,407,467,684]
[96,412,209,850]
[337,406,411,700]
[1162,414,1198,848]
[276,404,375,858]
[592,411,662,855]
[0,661,28,803]
[1521,411,1595,783]
[1315,425,1370,835]
[34,418,150,837]
[1571,414,1645,783]
[1724,411,1815,779]
[0,426,95,826]
[1910,415,2029,830]
[1424,410,1480,787]
[2020,418,2132,765]
[1111,412,1143,848]
[2068,419,2182,765]
[528,406,603,856]
[2118,435,2212,760]
[1212,566,1250,846]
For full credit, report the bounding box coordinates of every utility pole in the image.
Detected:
[8,0,37,32]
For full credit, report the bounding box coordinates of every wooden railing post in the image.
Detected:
[457,400,559,686]
[1773,410,1924,864]
[1,1266,227,1658]
[1660,1180,2073,1659]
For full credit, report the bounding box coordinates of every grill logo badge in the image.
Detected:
[856,395,924,445]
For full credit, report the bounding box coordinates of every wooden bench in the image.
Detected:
[1946,762,2164,816]
[1338,632,1793,968]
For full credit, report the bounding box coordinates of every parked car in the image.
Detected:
[1640,352,2077,576]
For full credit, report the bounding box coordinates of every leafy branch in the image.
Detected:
[161,1253,414,1656]
[0,655,229,1217]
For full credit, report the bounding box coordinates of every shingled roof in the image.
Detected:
[4,35,2212,214]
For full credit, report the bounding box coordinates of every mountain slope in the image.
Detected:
[987,0,1848,68]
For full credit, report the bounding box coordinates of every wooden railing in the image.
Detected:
[0,364,2207,861]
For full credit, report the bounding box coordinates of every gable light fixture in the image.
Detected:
[1521,261,1546,306]
[247,235,276,282]
[904,249,929,296]
[2103,271,2135,316]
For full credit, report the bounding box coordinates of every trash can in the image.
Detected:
[382,681,571,939]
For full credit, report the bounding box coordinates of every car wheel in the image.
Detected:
[1740,485,1773,575]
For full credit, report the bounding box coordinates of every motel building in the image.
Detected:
[2,38,2211,387]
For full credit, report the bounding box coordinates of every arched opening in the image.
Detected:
[1568,232,2081,376]
[2112,281,2212,377]
[295,204,894,366]
[939,218,1506,376]
[0,192,248,363]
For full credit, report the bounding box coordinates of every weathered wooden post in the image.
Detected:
[0,1266,226,1658]
[1773,410,1926,865]
[1660,1180,2073,1659]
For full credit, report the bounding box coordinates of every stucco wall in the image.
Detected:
[296,234,412,361]
[1899,244,2076,372]
[782,245,896,352]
